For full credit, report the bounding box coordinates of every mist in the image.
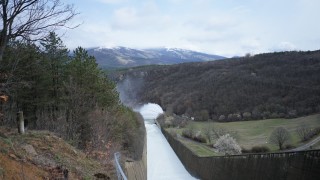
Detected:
[116,75,144,108]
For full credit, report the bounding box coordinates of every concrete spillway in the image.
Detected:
[138,103,196,180]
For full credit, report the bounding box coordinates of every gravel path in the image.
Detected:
[288,135,320,152]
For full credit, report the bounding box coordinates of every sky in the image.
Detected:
[61,0,320,57]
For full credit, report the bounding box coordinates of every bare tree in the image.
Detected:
[269,127,291,150]
[0,0,78,103]
[296,123,311,142]
[0,0,78,60]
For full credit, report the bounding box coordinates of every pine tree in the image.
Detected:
[40,32,69,111]
[65,47,119,148]
[1,41,43,126]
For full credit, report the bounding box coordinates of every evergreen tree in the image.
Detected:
[1,41,42,126]
[40,32,69,110]
[65,47,119,148]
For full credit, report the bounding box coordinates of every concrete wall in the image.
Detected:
[126,135,147,180]
[162,129,320,180]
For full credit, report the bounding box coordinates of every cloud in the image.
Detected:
[168,0,209,4]
[204,19,237,31]
[239,38,265,54]
[274,42,296,52]
[96,0,125,4]
[62,0,320,57]
[110,2,174,31]
[112,7,139,29]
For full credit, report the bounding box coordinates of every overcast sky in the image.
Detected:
[61,0,320,57]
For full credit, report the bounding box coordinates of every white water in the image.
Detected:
[138,103,196,180]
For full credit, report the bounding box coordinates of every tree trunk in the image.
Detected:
[17,111,25,134]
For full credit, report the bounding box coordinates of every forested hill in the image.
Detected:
[115,50,320,121]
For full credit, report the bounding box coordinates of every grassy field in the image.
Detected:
[179,138,220,157]
[167,114,320,155]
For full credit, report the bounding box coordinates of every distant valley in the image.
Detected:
[86,47,225,69]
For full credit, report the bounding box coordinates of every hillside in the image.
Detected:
[115,50,320,121]
[0,127,113,179]
[1,36,146,179]
[87,47,225,69]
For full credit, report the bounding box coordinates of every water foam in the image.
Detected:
[138,103,164,120]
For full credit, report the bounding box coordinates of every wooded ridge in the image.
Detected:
[114,50,320,121]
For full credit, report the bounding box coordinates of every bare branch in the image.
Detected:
[0,0,78,58]
[269,127,291,150]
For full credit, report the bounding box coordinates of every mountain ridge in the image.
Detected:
[86,46,225,69]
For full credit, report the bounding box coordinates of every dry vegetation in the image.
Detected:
[0,126,114,179]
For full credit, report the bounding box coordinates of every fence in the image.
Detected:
[114,152,128,180]
[162,128,320,180]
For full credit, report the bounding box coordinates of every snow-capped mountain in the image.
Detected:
[86,46,225,69]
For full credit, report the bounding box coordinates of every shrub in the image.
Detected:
[214,134,241,155]
[218,115,226,121]
[168,129,177,138]
[182,129,193,139]
[164,119,173,128]
[251,146,270,153]
[179,120,188,128]
[193,133,207,143]
[306,127,320,140]
[241,147,251,154]
[296,123,312,142]
[284,144,296,150]
[242,112,252,120]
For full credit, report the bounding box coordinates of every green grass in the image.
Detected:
[168,114,320,153]
[179,138,219,157]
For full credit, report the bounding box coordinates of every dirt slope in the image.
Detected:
[0,126,113,180]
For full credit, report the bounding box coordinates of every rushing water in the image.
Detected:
[138,103,196,180]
